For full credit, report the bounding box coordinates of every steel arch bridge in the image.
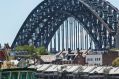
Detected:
[12,0,119,51]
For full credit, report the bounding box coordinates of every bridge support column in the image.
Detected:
[58,28,60,51]
[70,21,73,50]
[85,35,86,50]
[50,40,52,52]
[54,34,56,51]
[80,26,83,50]
[66,20,68,50]
[62,24,64,50]
[78,23,80,49]
[76,22,77,49]
[74,20,76,50]
[87,34,89,49]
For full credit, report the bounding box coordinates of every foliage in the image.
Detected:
[15,45,48,55]
[35,46,48,55]
[112,57,119,67]
[15,46,24,51]
[110,48,119,51]
[15,45,35,54]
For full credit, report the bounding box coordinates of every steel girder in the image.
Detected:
[12,0,119,49]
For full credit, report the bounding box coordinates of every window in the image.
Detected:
[11,72,18,79]
[28,72,37,79]
[87,58,93,61]
[95,58,101,61]
[27,72,32,79]
[19,72,26,79]
[87,58,89,61]
[91,58,93,61]
[99,58,100,61]
[1,71,10,79]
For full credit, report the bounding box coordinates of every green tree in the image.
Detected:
[15,45,35,54]
[35,46,48,55]
[110,48,119,51]
[15,45,48,56]
[15,46,24,51]
[112,57,119,67]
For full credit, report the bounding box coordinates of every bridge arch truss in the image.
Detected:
[12,0,119,51]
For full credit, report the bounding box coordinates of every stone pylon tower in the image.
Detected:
[115,20,119,48]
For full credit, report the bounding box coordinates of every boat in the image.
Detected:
[0,68,37,79]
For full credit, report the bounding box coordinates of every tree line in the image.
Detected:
[15,45,48,56]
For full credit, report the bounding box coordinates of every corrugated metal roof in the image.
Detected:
[36,64,43,69]
[83,66,96,73]
[31,64,119,74]
[37,64,51,71]
[66,65,79,72]
[45,65,58,72]
[90,66,106,74]
[109,67,119,74]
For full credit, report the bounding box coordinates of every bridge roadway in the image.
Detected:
[29,64,119,79]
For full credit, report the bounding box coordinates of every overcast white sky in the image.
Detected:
[0,0,118,46]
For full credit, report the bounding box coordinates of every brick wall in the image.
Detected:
[103,51,119,66]
[0,51,6,61]
[73,52,85,65]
